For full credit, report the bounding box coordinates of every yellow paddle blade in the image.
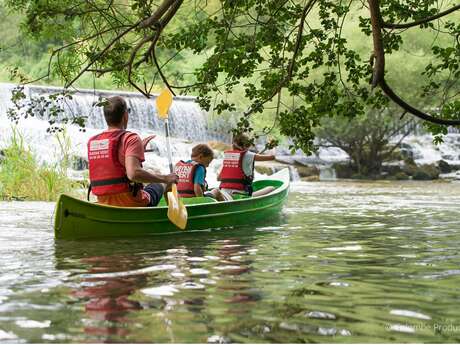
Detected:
[156,88,173,119]
[167,184,188,230]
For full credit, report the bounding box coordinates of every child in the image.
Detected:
[218,133,276,197]
[174,144,229,201]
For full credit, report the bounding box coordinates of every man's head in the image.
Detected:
[232,133,251,150]
[103,96,129,129]
[191,144,214,167]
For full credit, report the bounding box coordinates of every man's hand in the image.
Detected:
[142,135,156,151]
[163,173,178,184]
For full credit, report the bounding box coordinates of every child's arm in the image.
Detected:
[254,153,275,161]
[194,183,204,197]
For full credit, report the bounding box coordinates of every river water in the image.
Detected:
[1,181,460,343]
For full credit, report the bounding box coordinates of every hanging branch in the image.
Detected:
[149,0,184,96]
[64,21,142,88]
[367,0,460,126]
[382,4,460,29]
[63,0,183,92]
[243,0,317,117]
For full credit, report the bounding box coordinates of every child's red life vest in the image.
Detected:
[174,160,206,197]
[87,130,131,196]
[219,150,253,192]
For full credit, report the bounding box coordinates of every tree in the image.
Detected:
[316,107,414,177]
[4,0,460,152]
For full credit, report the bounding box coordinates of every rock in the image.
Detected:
[303,175,320,182]
[441,154,455,161]
[412,164,440,180]
[382,162,403,175]
[207,141,232,152]
[387,149,405,161]
[71,156,88,171]
[438,160,452,174]
[403,163,417,176]
[254,165,274,175]
[404,157,416,166]
[296,165,320,178]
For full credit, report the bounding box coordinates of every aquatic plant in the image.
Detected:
[0,126,81,201]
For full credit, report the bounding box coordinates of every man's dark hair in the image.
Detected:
[103,96,127,126]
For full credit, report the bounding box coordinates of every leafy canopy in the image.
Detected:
[4,0,460,152]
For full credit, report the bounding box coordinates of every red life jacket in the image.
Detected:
[174,160,207,198]
[219,150,253,193]
[87,130,131,196]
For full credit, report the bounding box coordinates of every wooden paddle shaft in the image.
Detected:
[164,118,174,173]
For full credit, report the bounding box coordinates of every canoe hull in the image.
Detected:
[54,169,290,240]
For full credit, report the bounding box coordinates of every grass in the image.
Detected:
[0,127,82,201]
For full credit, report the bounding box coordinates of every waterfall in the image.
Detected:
[23,84,223,142]
[0,83,228,185]
[319,165,337,181]
[288,166,301,182]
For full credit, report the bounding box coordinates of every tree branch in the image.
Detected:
[368,0,460,126]
[368,0,384,88]
[64,22,142,88]
[139,0,177,28]
[380,79,460,126]
[150,0,184,96]
[243,0,317,117]
[382,4,460,29]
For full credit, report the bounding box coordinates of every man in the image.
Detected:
[87,96,177,207]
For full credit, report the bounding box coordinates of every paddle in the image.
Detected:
[156,89,188,230]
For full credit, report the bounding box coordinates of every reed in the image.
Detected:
[0,127,81,201]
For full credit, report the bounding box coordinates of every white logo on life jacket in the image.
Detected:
[175,165,193,181]
[89,139,110,160]
[89,139,109,151]
[223,152,240,168]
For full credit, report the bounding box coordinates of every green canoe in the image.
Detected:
[54,168,290,240]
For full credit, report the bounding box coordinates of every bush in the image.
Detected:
[394,172,410,180]
[332,163,354,178]
[351,173,367,180]
[0,127,79,201]
[438,160,452,174]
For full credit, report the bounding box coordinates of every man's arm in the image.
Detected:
[125,156,177,184]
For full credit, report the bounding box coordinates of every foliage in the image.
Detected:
[0,127,80,201]
[316,107,414,176]
[2,0,459,152]
[6,86,90,132]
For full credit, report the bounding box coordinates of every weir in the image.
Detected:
[0,83,227,183]
[19,84,224,142]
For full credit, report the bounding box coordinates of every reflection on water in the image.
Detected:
[1,181,460,343]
